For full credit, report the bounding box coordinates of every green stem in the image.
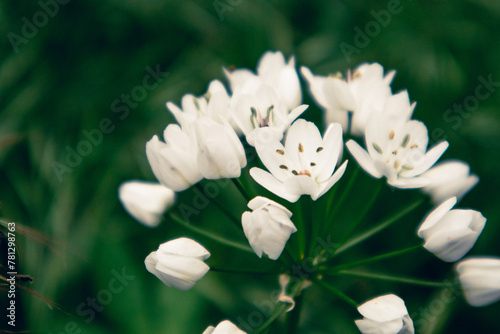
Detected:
[321,243,422,272]
[294,199,306,260]
[167,212,253,254]
[313,278,358,308]
[323,165,360,234]
[232,177,252,202]
[254,277,304,334]
[285,293,303,334]
[337,180,383,245]
[195,183,241,228]
[333,197,425,257]
[210,267,280,275]
[337,270,450,288]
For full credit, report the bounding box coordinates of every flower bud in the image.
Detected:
[241,196,297,260]
[145,238,210,290]
[456,257,500,307]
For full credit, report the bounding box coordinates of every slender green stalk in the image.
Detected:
[293,199,306,260]
[320,243,422,272]
[337,180,383,244]
[167,212,253,253]
[210,267,280,275]
[285,294,303,334]
[195,183,241,227]
[322,165,360,236]
[313,278,358,308]
[337,270,450,288]
[333,197,425,256]
[254,277,304,334]
[232,177,251,202]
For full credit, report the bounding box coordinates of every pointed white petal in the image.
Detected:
[346,140,382,178]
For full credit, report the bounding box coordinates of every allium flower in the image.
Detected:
[456,257,500,307]
[166,79,231,128]
[202,320,247,334]
[146,123,202,191]
[241,196,297,260]
[225,50,302,112]
[231,85,308,146]
[145,238,210,290]
[193,117,247,179]
[250,119,348,202]
[118,180,175,227]
[355,294,414,334]
[301,63,395,136]
[421,160,479,204]
[417,197,486,262]
[346,118,449,189]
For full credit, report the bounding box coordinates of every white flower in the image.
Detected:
[166,80,231,128]
[202,320,247,334]
[301,63,395,136]
[118,180,175,227]
[231,84,308,146]
[241,196,297,260]
[145,238,210,290]
[146,123,202,191]
[355,294,414,334]
[417,197,486,262]
[193,117,247,179]
[456,257,500,307]
[225,50,302,111]
[250,119,348,202]
[421,160,479,204]
[346,118,449,189]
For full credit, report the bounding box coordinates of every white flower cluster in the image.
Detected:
[117,51,498,333]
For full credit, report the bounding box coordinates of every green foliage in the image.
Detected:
[1,0,499,333]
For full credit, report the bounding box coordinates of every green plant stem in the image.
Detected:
[167,212,253,253]
[337,180,383,244]
[332,197,425,257]
[232,177,251,202]
[293,199,306,260]
[313,278,358,308]
[254,277,304,334]
[337,270,450,288]
[195,183,241,228]
[285,293,303,334]
[210,267,280,275]
[320,243,423,272]
[323,165,360,235]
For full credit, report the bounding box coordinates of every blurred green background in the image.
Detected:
[1,0,500,333]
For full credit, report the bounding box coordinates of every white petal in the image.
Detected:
[159,237,210,260]
[346,140,382,178]
[119,181,175,227]
[358,294,408,322]
[417,197,457,237]
[314,160,348,200]
[402,141,449,177]
[250,168,300,202]
[387,176,431,189]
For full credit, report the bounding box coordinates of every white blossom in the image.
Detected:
[456,257,500,307]
[250,119,347,202]
[417,197,486,262]
[166,79,231,128]
[146,123,202,191]
[346,117,449,189]
[355,294,414,334]
[242,196,297,260]
[193,117,247,179]
[301,63,395,136]
[145,238,210,290]
[118,180,175,227]
[202,320,247,334]
[421,160,479,204]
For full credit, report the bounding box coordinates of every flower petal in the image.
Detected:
[346,139,382,178]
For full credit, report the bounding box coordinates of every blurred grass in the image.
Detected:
[0,0,500,333]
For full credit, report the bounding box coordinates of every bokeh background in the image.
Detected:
[1,0,500,333]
